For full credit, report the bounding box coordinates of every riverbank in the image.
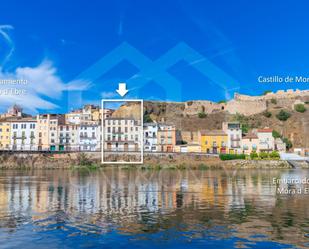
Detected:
[0,152,307,169]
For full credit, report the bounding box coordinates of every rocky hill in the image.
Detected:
[143,90,309,148]
[109,90,309,148]
[111,101,142,120]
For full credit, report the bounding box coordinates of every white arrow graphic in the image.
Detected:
[116,83,129,97]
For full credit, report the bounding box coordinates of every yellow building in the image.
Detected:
[0,121,11,150]
[200,130,228,154]
[174,144,201,153]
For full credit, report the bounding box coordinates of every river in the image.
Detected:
[0,168,308,248]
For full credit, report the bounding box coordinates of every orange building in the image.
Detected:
[157,124,177,152]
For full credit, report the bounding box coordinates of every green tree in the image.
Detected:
[276,110,291,121]
[263,111,272,118]
[144,114,153,123]
[263,90,272,95]
[294,104,306,113]
[271,98,277,104]
[198,112,207,118]
[241,123,249,134]
[283,138,293,150]
[272,130,281,138]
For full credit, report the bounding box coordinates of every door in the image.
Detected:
[134,143,139,151]
[124,143,129,152]
[167,146,173,152]
[107,142,111,151]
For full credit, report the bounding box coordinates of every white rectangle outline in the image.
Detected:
[101,99,143,164]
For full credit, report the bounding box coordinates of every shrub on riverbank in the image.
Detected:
[219,154,246,160]
[250,151,258,159]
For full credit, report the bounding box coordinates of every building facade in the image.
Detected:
[36,114,65,151]
[58,124,79,151]
[200,130,227,154]
[103,118,141,152]
[79,122,100,151]
[275,138,286,152]
[257,128,275,152]
[0,121,11,150]
[157,124,177,152]
[242,133,259,154]
[143,123,158,152]
[222,122,242,154]
[10,118,37,150]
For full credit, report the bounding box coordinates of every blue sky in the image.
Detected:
[0,0,309,113]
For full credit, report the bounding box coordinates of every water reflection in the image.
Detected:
[0,168,308,248]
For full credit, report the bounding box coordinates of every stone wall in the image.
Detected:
[183,89,309,116]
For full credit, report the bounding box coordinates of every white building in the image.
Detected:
[222,122,242,153]
[143,123,158,152]
[65,110,82,125]
[58,124,79,151]
[78,122,100,151]
[103,118,141,152]
[257,128,275,152]
[10,117,37,150]
[275,138,286,152]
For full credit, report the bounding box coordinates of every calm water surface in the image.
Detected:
[0,168,308,249]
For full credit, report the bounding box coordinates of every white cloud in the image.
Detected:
[0,25,90,114]
[0,60,90,113]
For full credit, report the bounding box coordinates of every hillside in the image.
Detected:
[142,90,309,148]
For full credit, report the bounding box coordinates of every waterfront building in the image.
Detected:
[294,148,309,156]
[10,117,37,150]
[257,128,275,152]
[222,122,242,154]
[103,118,141,152]
[0,121,11,150]
[200,130,227,154]
[78,121,100,151]
[143,122,158,152]
[274,138,286,152]
[174,144,201,153]
[36,114,65,151]
[157,124,177,152]
[58,123,79,151]
[242,133,259,154]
